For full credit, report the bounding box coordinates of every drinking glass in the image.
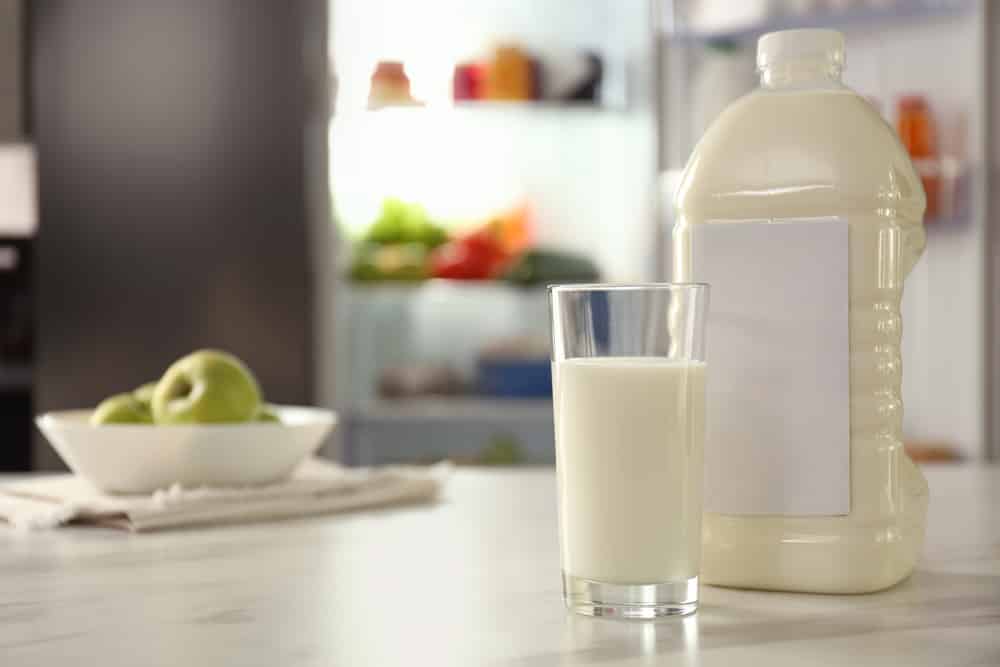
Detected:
[549,283,709,618]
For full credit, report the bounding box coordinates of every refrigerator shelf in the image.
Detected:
[341,397,555,466]
[348,397,552,425]
[334,101,625,118]
[663,0,975,44]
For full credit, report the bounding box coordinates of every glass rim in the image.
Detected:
[548,282,709,294]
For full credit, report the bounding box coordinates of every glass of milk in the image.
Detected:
[549,283,709,618]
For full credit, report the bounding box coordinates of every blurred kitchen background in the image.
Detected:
[0,0,997,470]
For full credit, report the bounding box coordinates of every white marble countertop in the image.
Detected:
[1,465,998,666]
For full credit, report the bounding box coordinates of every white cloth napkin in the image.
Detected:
[0,459,450,532]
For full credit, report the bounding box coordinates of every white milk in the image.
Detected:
[674,30,928,593]
[553,358,705,584]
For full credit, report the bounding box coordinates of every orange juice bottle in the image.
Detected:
[897,95,939,220]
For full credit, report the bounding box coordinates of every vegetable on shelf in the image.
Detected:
[429,227,510,280]
[501,248,601,286]
[347,198,598,285]
[349,242,429,283]
[347,199,449,283]
[428,205,534,281]
[363,198,448,249]
[488,204,533,256]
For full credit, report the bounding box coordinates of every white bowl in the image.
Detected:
[36,405,337,494]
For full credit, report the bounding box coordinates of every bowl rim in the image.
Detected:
[36,404,338,429]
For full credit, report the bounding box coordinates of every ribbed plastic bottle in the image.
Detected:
[674,29,928,593]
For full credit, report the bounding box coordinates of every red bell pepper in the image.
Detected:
[430,228,510,280]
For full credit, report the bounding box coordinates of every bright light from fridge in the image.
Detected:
[330,110,525,237]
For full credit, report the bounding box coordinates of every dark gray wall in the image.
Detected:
[0,0,22,139]
[30,0,316,467]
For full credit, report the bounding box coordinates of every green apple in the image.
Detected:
[256,404,281,423]
[152,350,262,424]
[91,393,154,425]
[133,382,158,408]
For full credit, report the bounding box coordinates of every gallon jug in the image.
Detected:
[673,29,928,593]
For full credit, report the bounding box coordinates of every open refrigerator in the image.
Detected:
[317,0,996,464]
[318,0,660,465]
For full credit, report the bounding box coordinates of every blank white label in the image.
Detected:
[690,220,850,516]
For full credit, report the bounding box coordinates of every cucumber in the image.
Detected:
[502,249,600,287]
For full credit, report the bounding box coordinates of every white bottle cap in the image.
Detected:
[756,29,845,71]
